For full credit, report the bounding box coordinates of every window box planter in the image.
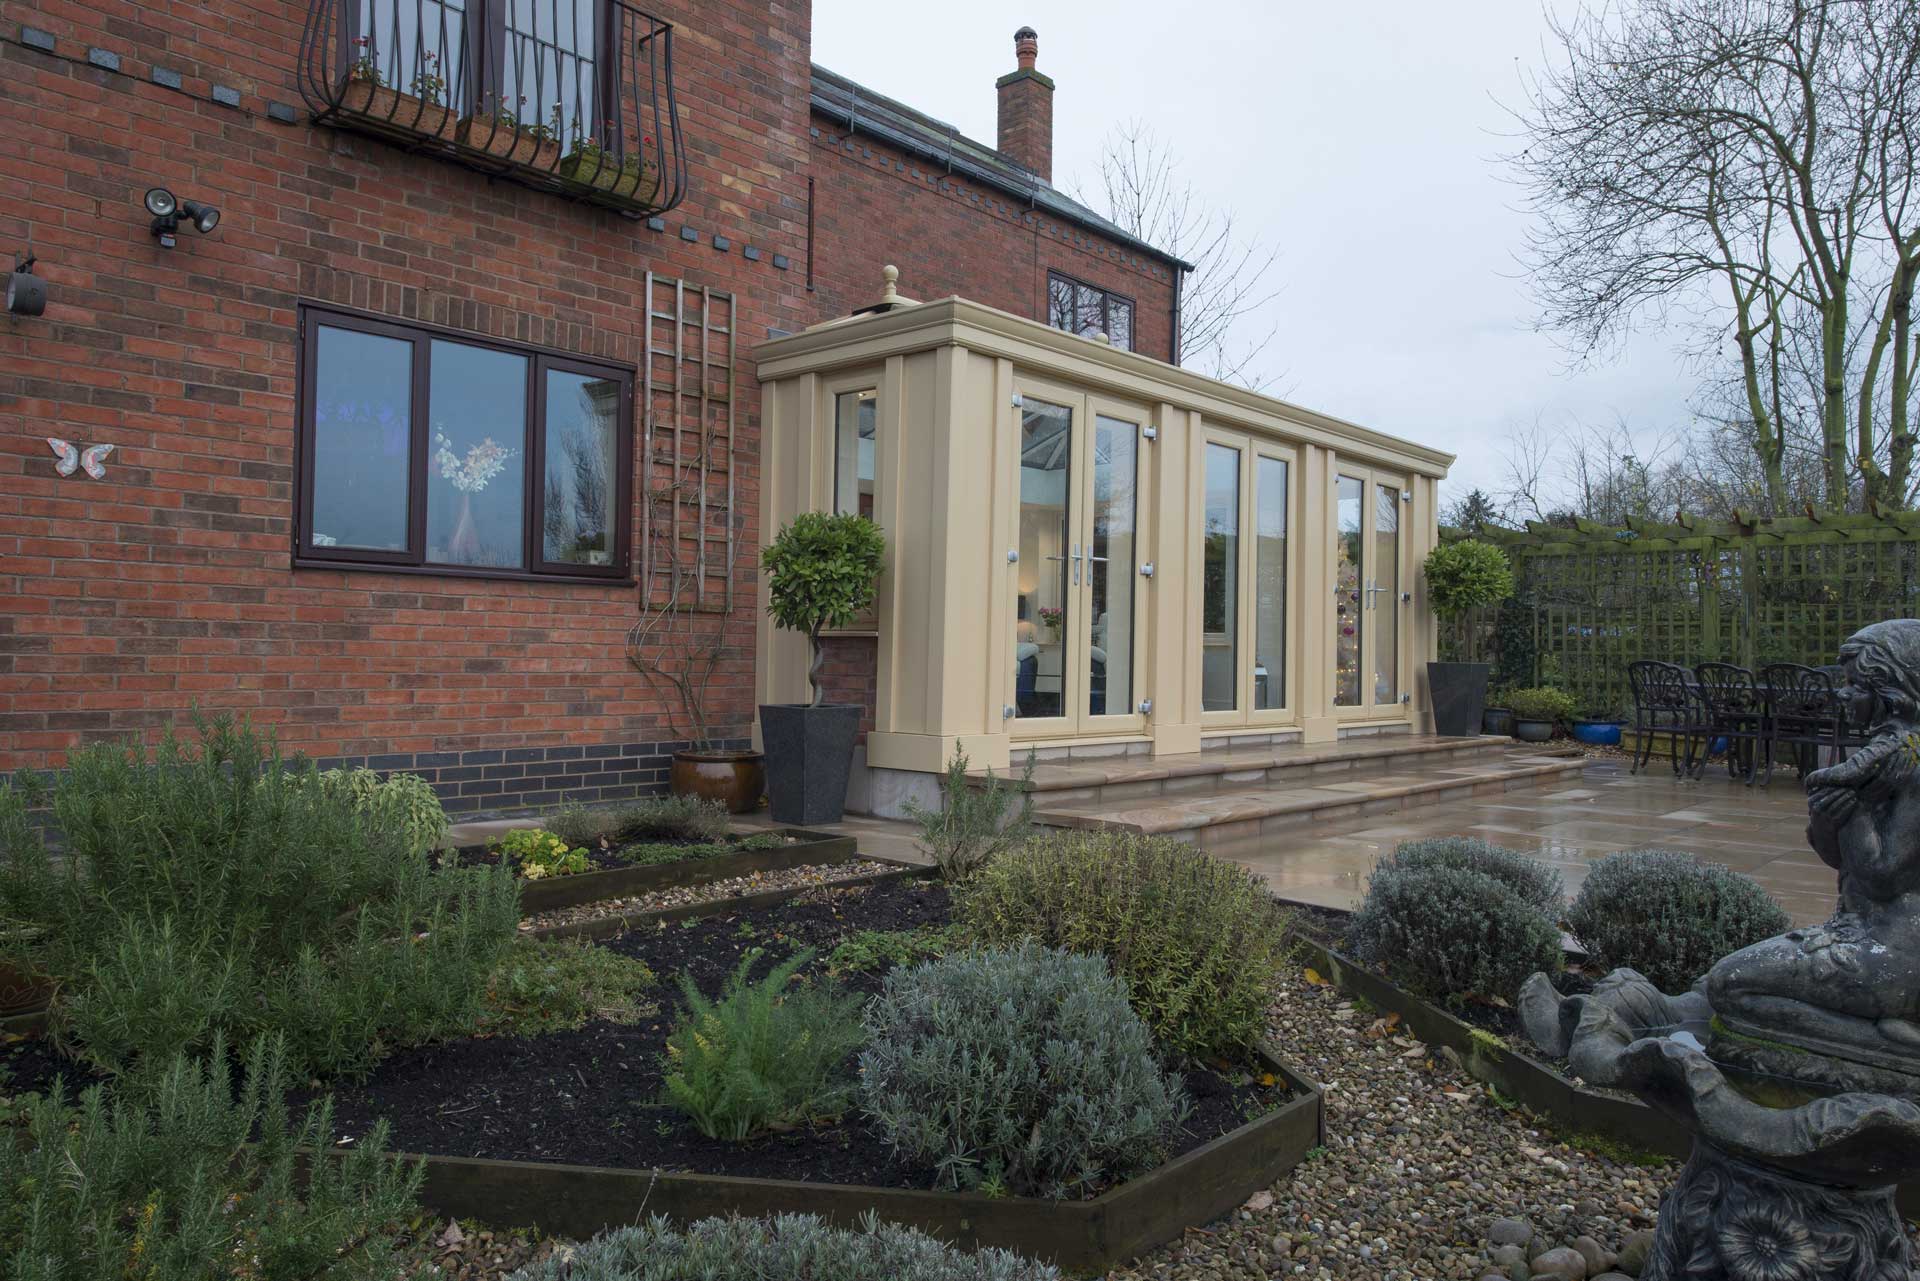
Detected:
[456,114,561,168]
[337,78,459,143]
[557,149,656,200]
[1289,934,1920,1219]
[487,825,857,916]
[669,749,766,814]
[395,1040,1321,1275]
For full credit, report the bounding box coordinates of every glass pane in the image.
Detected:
[1089,416,1137,717]
[428,340,527,568]
[541,368,621,567]
[1075,284,1107,339]
[833,390,877,518]
[1202,443,1240,713]
[1374,483,1400,704]
[355,0,468,109]
[1254,456,1288,711]
[1334,475,1365,707]
[503,0,597,144]
[1047,276,1075,332]
[1015,399,1072,720]
[310,325,412,552]
[1108,299,1133,351]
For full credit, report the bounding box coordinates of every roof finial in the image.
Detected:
[880,264,900,307]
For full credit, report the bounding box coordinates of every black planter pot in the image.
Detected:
[1426,661,1491,737]
[758,703,862,826]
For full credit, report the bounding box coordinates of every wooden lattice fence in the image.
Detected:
[1439,512,1920,716]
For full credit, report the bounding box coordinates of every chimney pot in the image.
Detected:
[997,24,1054,181]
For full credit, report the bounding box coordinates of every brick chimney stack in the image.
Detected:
[996,26,1054,181]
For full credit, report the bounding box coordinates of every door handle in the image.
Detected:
[1071,543,1082,585]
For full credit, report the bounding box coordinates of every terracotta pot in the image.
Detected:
[457,114,562,169]
[0,955,54,1017]
[557,151,658,201]
[670,750,765,814]
[339,80,459,142]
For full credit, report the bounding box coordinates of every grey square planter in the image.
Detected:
[758,702,862,825]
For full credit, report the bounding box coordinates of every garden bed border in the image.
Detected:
[505,826,857,914]
[398,1042,1323,1274]
[1291,935,1920,1218]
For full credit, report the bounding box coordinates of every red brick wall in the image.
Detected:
[807,122,1181,363]
[0,0,814,796]
[816,634,877,735]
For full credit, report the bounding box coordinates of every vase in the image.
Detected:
[450,492,479,564]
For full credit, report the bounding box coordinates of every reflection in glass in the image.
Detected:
[1254,457,1288,711]
[1015,399,1072,720]
[542,369,620,567]
[833,391,877,518]
[1202,443,1240,713]
[426,340,526,568]
[1089,416,1137,717]
[1375,483,1400,704]
[355,0,469,110]
[1334,475,1364,706]
[502,0,596,140]
[311,325,413,552]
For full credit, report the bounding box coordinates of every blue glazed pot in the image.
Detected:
[1572,720,1623,747]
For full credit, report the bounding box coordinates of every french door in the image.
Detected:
[1199,430,1297,727]
[1011,381,1149,739]
[1332,467,1409,720]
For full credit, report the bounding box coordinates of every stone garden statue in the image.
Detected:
[1520,619,1920,1281]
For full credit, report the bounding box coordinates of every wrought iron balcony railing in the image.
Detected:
[298,0,686,217]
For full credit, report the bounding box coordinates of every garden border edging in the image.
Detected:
[504,826,857,914]
[1292,936,1920,1219]
[398,1043,1324,1275]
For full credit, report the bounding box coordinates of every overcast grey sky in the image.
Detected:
[812,0,1701,506]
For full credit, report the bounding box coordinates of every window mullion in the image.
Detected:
[407,331,432,564]
[528,354,548,574]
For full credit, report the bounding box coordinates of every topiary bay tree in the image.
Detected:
[1421,539,1515,737]
[758,512,886,824]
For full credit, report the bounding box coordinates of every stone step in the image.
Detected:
[1030,748,1588,851]
[976,733,1530,808]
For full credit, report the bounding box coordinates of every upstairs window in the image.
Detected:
[1047,272,1134,352]
[297,305,632,581]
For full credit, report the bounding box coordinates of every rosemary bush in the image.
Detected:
[0,1033,422,1278]
[903,748,1035,880]
[1566,848,1790,991]
[860,942,1189,1199]
[506,1212,1060,1281]
[955,829,1290,1058]
[0,714,518,1079]
[1348,854,1563,1005]
[661,947,865,1139]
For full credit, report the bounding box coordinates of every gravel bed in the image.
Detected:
[516,858,897,931]
[397,1218,556,1278]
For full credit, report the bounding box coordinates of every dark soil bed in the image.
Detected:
[453,830,794,875]
[4,877,1288,1197]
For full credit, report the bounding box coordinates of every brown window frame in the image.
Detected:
[1047,270,1136,352]
[294,302,635,586]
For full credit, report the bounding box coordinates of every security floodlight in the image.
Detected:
[146,187,221,248]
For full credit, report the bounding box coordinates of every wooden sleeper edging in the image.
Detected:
[510,826,858,915]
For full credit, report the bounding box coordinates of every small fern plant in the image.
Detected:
[661,947,865,1140]
[903,748,1036,880]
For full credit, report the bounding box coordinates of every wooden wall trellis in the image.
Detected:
[1440,512,1920,715]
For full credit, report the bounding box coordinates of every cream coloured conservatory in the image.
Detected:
[754,280,1455,814]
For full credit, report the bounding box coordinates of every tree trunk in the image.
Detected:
[1823,298,1856,510]
[807,624,824,707]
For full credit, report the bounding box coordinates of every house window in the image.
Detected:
[1047,272,1134,352]
[298,305,632,580]
[353,0,606,141]
[833,390,877,518]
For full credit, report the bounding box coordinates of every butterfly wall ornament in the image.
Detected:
[46,438,113,479]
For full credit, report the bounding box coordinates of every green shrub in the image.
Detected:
[825,924,964,975]
[903,747,1035,880]
[493,827,592,879]
[0,1033,422,1277]
[548,794,733,848]
[0,713,518,1079]
[1422,540,1514,617]
[1386,837,1564,915]
[619,832,783,867]
[662,947,865,1140]
[505,1212,1060,1281]
[1348,859,1563,1005]
[480,939,656,1037]
[860,942,1189,1199]
[1566,848,1791,991]
[312,766,449,858]
[954,829,1290,1059]
[763,512,887,704]
[1506,686,1577,723]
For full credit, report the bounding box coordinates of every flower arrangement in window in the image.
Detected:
[1038,605,1064,640]
[347,36,385,85]
[409,50,448,105]
[432,430,515,493]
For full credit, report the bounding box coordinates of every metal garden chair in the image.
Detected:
[1759,662,1859,785]
[1693,662,1769,784]
[1627,660,1705,776]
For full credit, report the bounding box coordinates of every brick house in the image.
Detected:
[0,6,1196,813]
